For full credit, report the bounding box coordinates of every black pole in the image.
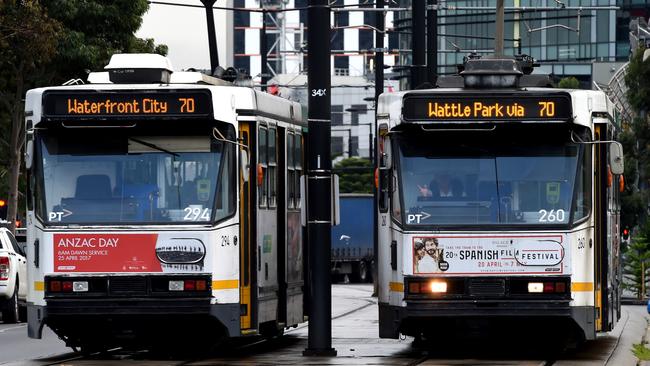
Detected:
[260,10,268,91]
[411,0,426,89]
[303,0,336,357]
[427,0,438,86]
[373,0,384,297]
[200,0,220,74]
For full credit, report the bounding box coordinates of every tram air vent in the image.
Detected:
[468,278,505,297]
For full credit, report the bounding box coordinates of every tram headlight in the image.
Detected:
[72,281,89,292]
[527,282,544,293]
[429,281,447,293]
[169,280,184,291]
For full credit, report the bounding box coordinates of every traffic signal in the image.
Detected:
[622,227,630,241]
[0,199,7,220]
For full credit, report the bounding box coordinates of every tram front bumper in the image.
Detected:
[379,300,595,340]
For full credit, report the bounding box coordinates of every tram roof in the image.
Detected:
[25,71,304,128]
[377,87,613,130]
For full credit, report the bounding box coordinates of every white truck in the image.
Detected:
[0,225,27,323]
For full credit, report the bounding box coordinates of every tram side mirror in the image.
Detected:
[239,149,249,182]
[609,143,624,175]
[332,174,340,226]
[300,175,306,226]
[25,139,34,170]
[25,121,34,169]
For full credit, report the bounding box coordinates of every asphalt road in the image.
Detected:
[1,286,648,365]
[0,320,71,365]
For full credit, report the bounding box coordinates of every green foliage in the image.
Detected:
[558,76,580,89]
[625,47,650,113]
[42,0,167,83]
[623,231,650,299]
[0,0,167,222]
[633,344,650,361]
[0,1,62,209]
[621,48,650,231]
[335,157,373,194]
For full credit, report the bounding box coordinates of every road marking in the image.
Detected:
[0,324,26,333]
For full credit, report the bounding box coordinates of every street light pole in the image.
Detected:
[200,0,220,74]
[495,0,505,56]
[303,0,336,357]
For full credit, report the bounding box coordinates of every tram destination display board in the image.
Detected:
[402,93,572,122]
[42,89,212,119]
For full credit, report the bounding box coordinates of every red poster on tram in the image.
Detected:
[54,233,161,272]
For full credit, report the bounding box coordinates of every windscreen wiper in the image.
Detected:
[128,137,179,157]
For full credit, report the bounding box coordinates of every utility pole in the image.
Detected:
[303,0,336,357]
[260,9,268,91]
[427,0,438,85]
[373,0,385,297]
[411,0,426,88]
[495,0,505,56]
[200,0,220,74]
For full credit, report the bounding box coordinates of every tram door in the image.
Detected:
[239,121,254,331]
[277,127,288,326]
[594,124,617,332]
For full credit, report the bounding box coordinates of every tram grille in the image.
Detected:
[468,278,505,297]
[109,276,147,295]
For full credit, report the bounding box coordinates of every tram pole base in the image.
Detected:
[303,348,338,357]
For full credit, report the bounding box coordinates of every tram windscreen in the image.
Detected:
[396,134,588,226]
[36,128,235,224]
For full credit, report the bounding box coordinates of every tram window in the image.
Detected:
[37,128,234,224]
[397,136,584,226]
[268,127,277,208]
[258,127,268,208]
[294,134,302,209]
[572,146,591,221]
[287,132,295,209]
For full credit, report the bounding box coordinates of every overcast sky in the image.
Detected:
[137,0,230,71]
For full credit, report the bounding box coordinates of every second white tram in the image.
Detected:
[377,56,624,343]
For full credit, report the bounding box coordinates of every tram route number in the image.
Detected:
[311,89,327,97]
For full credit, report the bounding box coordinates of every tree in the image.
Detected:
[0,0,167,233]
[0,1,61,233]
[42,0,167,84]
[621,47,650,230]
[335,157,373,194]
[558,76,580,89]
[625,47,650,113]
[623,234,650,299]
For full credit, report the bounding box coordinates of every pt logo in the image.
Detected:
[407,212,431,224]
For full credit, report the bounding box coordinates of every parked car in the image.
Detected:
[0,226,27,323]
[331,194,374,283]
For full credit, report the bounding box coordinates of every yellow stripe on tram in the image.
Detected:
[389,282,404,292]
[212,279,239,290]
[34,281,45,291]
[571,282,594,292]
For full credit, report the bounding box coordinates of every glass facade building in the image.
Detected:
[395,0,648,88]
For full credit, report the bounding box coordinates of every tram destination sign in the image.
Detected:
[42,90,212,118]
[402,93,572,122]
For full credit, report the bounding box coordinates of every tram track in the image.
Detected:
[38,292,377,365]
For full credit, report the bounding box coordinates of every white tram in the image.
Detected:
[24,54,306,349]
[376,56,624,343]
